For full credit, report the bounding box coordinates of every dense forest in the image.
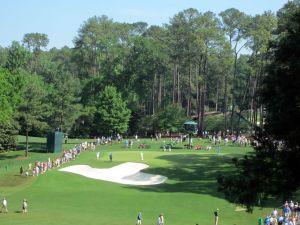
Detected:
[0,7,278,145]
[1,1,300,209]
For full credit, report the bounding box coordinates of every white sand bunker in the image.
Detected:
[59,162,167,186]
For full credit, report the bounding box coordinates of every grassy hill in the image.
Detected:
[0,136,274,225]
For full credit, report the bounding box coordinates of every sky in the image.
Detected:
[0,0,289,49]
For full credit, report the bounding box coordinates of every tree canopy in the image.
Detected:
[0,5,290,157]
[93,86,131,136]
[217,0,300,211]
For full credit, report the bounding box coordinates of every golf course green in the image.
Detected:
[0,136,272,225]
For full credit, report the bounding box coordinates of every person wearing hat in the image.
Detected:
[22,199,28,213]
[214,208,219,225]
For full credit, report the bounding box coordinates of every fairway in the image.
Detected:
[0,137,272,225]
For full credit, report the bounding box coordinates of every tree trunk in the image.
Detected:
[162,73,166,103]
[25,129,29,158]
[60,111,63,133]
[224,74,228,135]
[230,52,238,133]
[260,104,264,128]
[158,74,162,109]
[152,73,156,115]
[199,64,207,137]
[187,64,192,116]
[177,68,180,104]
[199,84,205,138]
[199,46,208,137]
[196,64,201,136]
[172,62,177,104]
[216,80,219,111]
[236,75,251,133]
[197,84,201,136]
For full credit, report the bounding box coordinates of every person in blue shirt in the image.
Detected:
[264,215,270,225]
[283,206,291,217]
[277,214,284,225]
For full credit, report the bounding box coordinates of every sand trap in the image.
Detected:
[59,162,167,185]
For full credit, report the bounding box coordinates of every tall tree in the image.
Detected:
[17,74,48,157]
[153,104,187,134]
[194,11,225,136]
[6,41,30,73]
[47,72,81,133]
[218,0,300,211]
[0,67,21,152]
[219,8,251,132]
[0,67,21,122]
[122,36,166,115]
[0,120,18,151]
[144,25,169,112]
[94,86,131,136]
[247,12,277,127]
[22,33,49,73]
[74,16,128,78]
[0,46,8,67]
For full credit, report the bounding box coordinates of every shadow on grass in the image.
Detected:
[17,142,47,153]
[126,153,286,209]
[0,154,22,160]
[125,153,239,199]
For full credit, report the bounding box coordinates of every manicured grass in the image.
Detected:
[0,136,272,225]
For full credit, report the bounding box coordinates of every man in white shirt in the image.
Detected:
[157,213,164,225]
[272,208,278,218]
[2,197,8,213]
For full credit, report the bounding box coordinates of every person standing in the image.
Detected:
[109,152,112,162]
[2,197,8,213]
[272,208,278,218]
[28,162,32,170]
[136,212,142,225]
[157,213,164,225]
[22,199,28,213]
[214,208,219,225]
[217,146,221,156]
[278,214,284,225]
[140,152,144,161]
[96,151,100,160]
[125,139,129,148]
[64,134,68,144]
[20,166,24,176]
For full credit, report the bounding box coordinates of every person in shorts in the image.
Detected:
[136,212,142,225]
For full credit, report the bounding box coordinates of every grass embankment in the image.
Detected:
[0,136,274,225]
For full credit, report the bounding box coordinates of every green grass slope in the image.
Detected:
[0,136,272,225]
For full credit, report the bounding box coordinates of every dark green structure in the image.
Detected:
[184,121,198,149]
[46,131,63,153]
